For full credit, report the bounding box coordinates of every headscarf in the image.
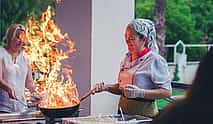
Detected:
[130,19,159,53]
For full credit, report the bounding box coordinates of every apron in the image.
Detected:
[118,55,158,117]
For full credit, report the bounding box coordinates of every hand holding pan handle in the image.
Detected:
[80,82,104,102]
[79,90,94,102]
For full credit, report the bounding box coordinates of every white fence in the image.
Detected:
[165,40,213,65]
[165,40,213,84]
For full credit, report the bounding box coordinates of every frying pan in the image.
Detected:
[39,89,94,118]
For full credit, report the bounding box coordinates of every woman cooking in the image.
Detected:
[93,19,172,117]
[0,24,37,113]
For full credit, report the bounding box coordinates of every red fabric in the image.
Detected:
[138,48,150,58]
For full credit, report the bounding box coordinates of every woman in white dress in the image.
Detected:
[0,24,35,113]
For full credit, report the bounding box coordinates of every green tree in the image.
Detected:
[166,0,208,61]
[135,0,211,61]
[154,0,167,57]
[135,0,154,19]
[190,0,213,43]
[165,0,200,44]
[0,0,55,42]
[135,0,209,44]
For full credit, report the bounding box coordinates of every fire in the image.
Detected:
[19,31,28,43]
[24,6,80,108]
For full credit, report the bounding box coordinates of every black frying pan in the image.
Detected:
[39,89,93,118]
[39,104,80,118]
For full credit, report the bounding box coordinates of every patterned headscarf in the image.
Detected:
[130,19,159,53]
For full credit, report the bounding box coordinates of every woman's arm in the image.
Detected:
[0,58,17,99]
[93,82,122,95]
[142,88,172,99]
[0,79,17,99]
[104,83,122,95]
[123,85,171,99]
[149,55,172,99]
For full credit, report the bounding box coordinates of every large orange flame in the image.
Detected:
[24,6,80,108]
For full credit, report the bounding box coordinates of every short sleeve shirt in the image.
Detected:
[120,51,172,91]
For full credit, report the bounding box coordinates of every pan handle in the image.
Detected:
[80,89,94,102]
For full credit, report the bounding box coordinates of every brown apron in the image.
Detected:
[118,59,158,117]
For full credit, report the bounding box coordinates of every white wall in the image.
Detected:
[91,0,135,115]
[169,64,198,84]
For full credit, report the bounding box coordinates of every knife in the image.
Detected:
[119,107,125,121]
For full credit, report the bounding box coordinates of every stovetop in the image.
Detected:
[61,114,152,124]
[0,110,152,124]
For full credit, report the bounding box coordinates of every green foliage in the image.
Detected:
[165,0,200,44]
[176,44,184,53]
[166,47,174,62]
[0,0,55,42]
[186,47,208,61]
[172,64,180,81]
[135,0,154,19]
[190,0,213,43]
[135,0,213,61]
[157,89,185,109]
[135,0,202,44]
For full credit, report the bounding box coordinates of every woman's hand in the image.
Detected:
[92,82,106,94]
[30,92,43,102]
[6,86,17,99]
[123,84,144,98]
[0,79,17,99]
[27,92,43,107]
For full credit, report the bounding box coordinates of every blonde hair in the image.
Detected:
[3,24,26,44]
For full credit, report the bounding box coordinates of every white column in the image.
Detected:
[91,0,134,115]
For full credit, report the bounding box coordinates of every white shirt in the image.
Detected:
[0,47,29,112]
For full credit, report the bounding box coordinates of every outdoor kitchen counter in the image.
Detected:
[0,109,45,124]
[0,110,152,124]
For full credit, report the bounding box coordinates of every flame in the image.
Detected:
[24,6,80,108]
[19,31,28,43]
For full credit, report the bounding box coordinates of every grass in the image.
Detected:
[157,89,186,109]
